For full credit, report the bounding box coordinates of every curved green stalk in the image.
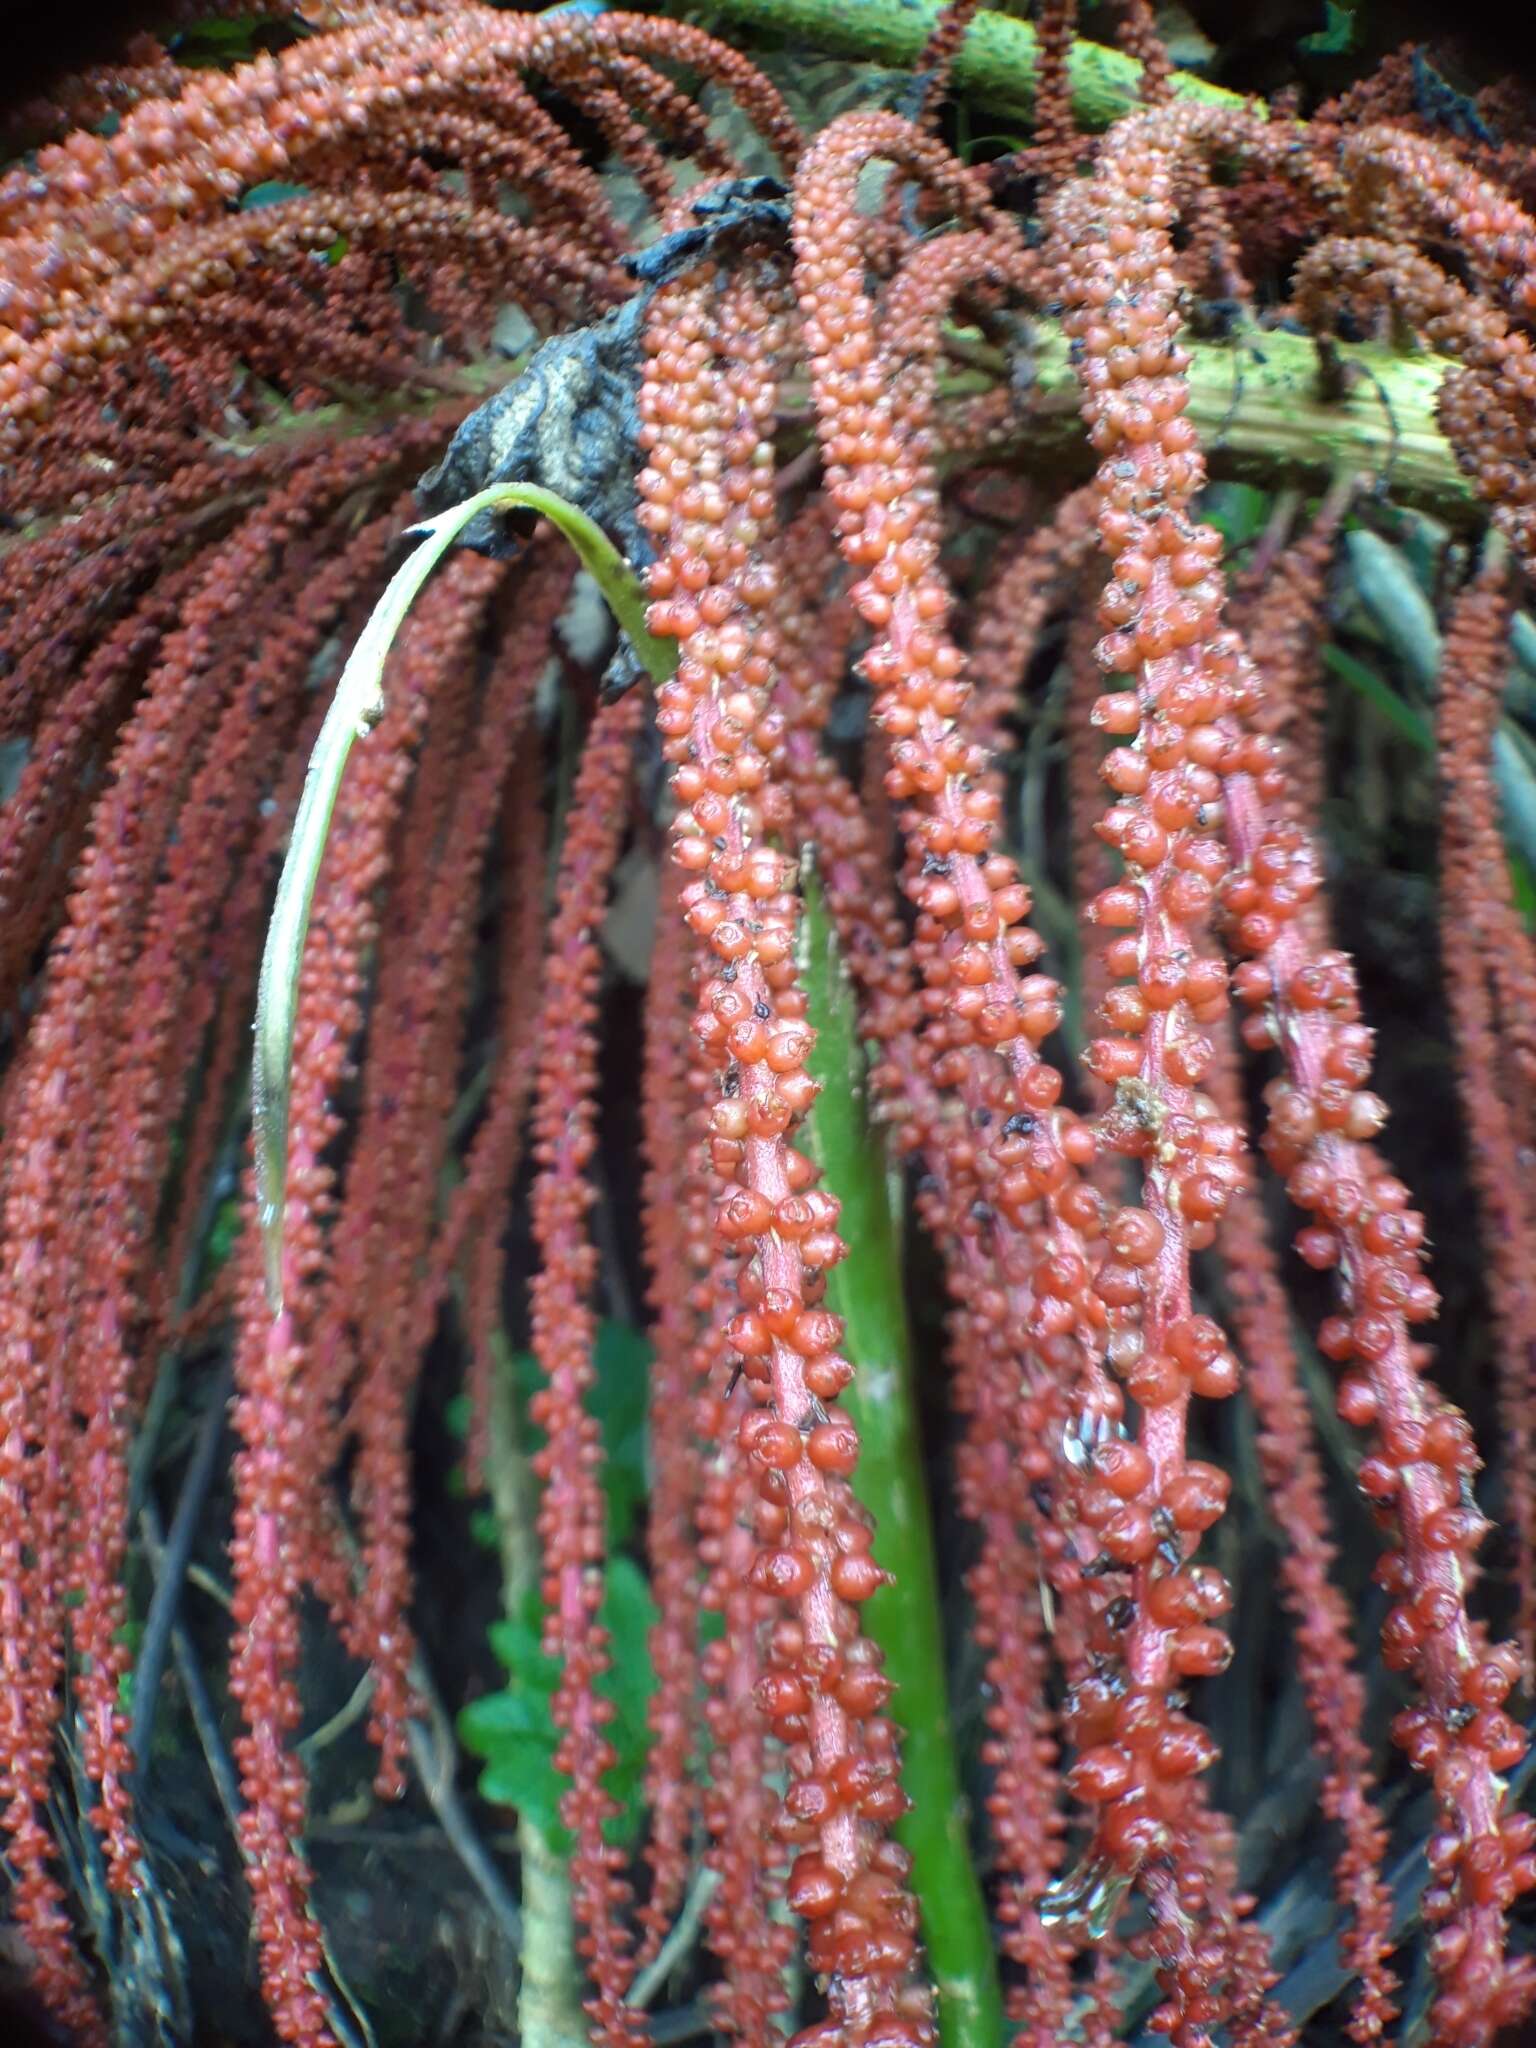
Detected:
[798,864,1005,2048]
[253,481,671,1309]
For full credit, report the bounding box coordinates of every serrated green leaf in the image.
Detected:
[600,1554,658,1706]
[488,1617,560,1693]
[459,1688,551,1754]
[478,1739,566,1832]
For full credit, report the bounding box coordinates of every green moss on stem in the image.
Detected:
[684,0,1238,123]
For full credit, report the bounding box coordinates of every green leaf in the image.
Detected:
[1511,846,1536,928]
[444,1392,473,1441]
[459,1688,549,1753]
[600,1761,645,1847]
[1300,2,1355,55]
[957,131,1029,163]
[1200,482,1270,552]
[477,1738,568,1840]
[594,1320,651,1544]
[170,16,270,66]
[509,1323,650,1540]
[1321,643,1434,752]
[698,1605,726,1647]
[466,1557,655,1849]
[512,1346,541,1405]
[461,1568,654,1856]
[488,1598,561,1693]
[596,1554,658,1746]
[205,1196,244,1272]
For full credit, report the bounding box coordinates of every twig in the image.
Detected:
[325,1503,528,1958]
[628,1865,720,2011]
[131,1355,233,1776]
[402,1648,525,1957]
[298,1670,377,1767]
[137,1500,244,1833]
[185,1561,234,1611]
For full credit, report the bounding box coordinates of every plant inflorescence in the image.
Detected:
[3,5,1536,2047]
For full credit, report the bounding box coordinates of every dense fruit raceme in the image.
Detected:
[1437,545,1536,1685]
[639,243,933,2048]
[526,684,650,2048]
[5,5,1536,2047]
[1044,100,1536,2040]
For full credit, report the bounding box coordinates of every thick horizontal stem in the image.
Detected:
[673,0,1240,125]
[985,321,1473,520]
[5,324,1474,564]
[228,325,1485,524]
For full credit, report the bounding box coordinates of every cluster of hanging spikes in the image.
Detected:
[3,2,1536,2044]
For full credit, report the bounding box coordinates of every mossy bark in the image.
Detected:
[683,0,1240,123]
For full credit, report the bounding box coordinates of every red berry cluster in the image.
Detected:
[640,248,932,2046]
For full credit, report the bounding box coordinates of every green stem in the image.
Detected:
[517,1824,588,2048]
[686,0,1239,123]
[486,1330,588,2048]
[798,866,1005,2048]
